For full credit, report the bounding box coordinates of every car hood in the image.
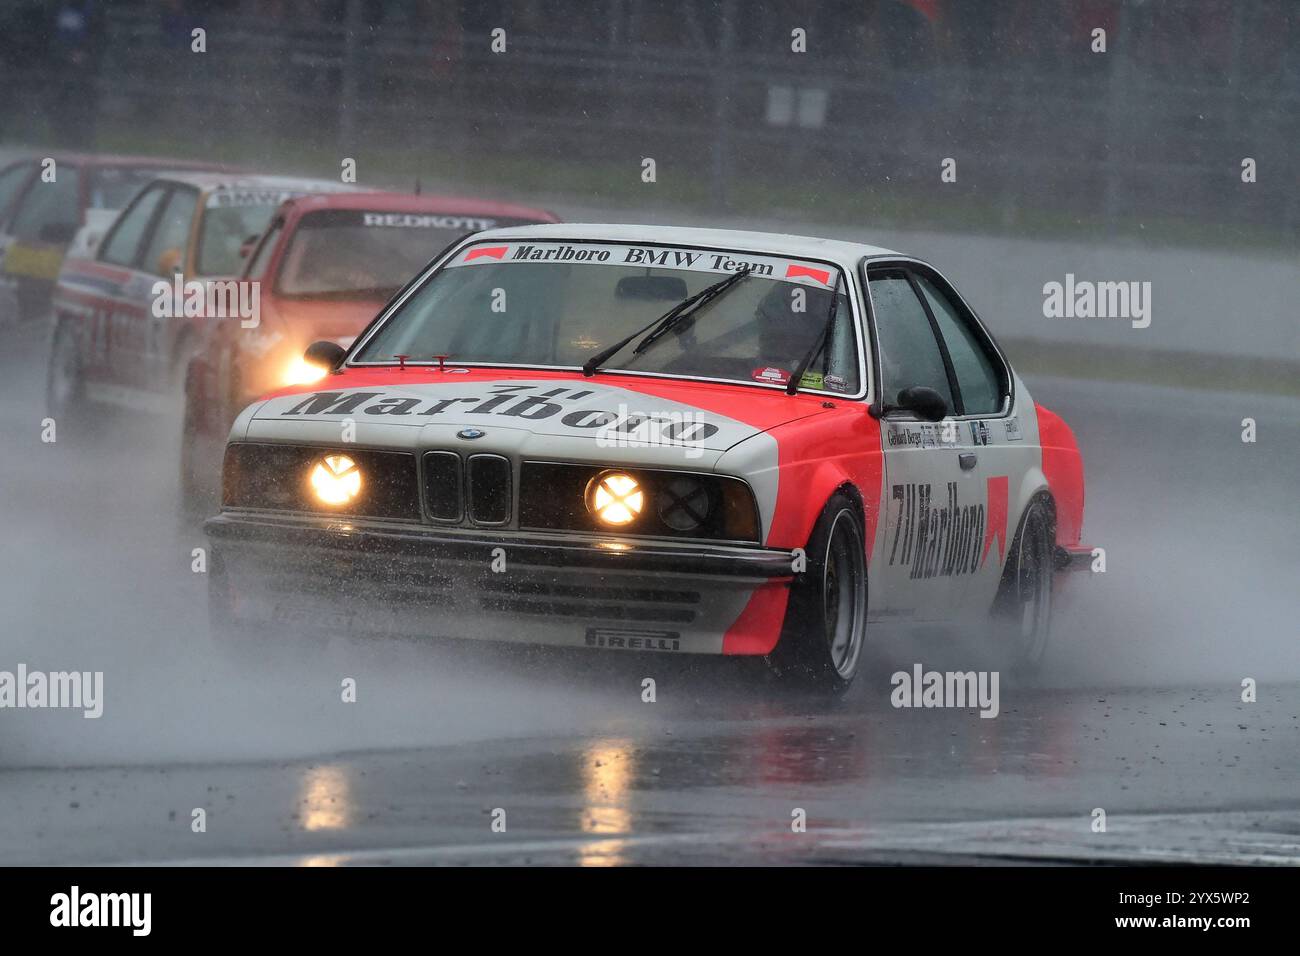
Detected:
[241,371,832,457]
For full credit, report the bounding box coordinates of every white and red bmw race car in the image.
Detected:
[206,224,1094,690]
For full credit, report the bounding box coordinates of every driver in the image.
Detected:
[752,282,834,372]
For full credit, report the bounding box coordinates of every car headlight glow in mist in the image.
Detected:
[284,357,329,386]
[310,455,362,506]
[587,472,644,526]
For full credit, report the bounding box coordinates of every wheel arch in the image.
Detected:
[1034,402,1085,546]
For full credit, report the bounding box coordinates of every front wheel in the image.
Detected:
[178,383,220,522]
[768,491,869,693]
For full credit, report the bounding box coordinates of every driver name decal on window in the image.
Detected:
[362,213,498,231]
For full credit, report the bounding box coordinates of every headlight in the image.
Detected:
[657,476,711,531]
[520,463,760,542]
[223,444,420,519]
[310,454,362,505]
[283,356,329,386]
[586,471,644,526]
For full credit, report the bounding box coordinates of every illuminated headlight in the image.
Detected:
[284,356,328,386]
[310,454,362,505]
[586,472,644,526]
[657,476,711,531]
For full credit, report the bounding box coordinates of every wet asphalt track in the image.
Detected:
[1,318,1298,866]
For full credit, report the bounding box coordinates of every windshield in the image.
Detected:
[353,240,861,393]
[87,167,174,211]
[195,187,337,277]
[275,210,536,299]
[196,203,287,276]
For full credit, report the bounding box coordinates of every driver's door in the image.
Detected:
[867,267,972,620]
[85,183,169,391]
[135,185,200,392]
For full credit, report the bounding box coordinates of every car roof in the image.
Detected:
[467,222,902,263]
[278,190,558,220]
[2,152,232,172]
[155,172,355,194]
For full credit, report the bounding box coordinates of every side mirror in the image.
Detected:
[871,386,950,422]
[156,247,183,277]
[895,385,949,422]
[238,233,262,260]
[304,340,346,372]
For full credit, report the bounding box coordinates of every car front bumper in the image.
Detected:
[204,511,795,655]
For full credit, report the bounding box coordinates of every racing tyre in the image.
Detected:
[178,382,219,523]
[178,394,202,519]
[768,491,868,693]
[45,318,92,436]
[993,496,1055,674]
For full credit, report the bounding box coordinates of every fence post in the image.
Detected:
[338,0,364,154]
[711,0,737,211]
[1101,0,1130,237]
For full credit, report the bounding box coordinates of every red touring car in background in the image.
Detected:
[179,191,557,507]
[205,224,1094,690]
[45,173,351,432]
[0,153,228,324]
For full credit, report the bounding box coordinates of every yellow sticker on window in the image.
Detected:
[3,243,65,280]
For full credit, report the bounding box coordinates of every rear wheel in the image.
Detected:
[993,497,1055,674]
[45,318,92,435]
[768,491,868,693]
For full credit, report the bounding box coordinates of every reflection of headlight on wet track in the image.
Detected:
[298,764,353,833]
[580,739,634,867]
[283,356,329,386]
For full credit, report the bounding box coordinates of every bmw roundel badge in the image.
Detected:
[457,427,486,440]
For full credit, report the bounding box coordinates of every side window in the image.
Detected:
[0,163,35,227]
[140,187,198,276]
[99,186,167,268]
[868,270,953,410]
[10,165,81,243]
[915,275,1004,415]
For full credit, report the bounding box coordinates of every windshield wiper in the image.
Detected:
[632,267,752,356]
[582,267,752,377]
[785,273,843,395]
